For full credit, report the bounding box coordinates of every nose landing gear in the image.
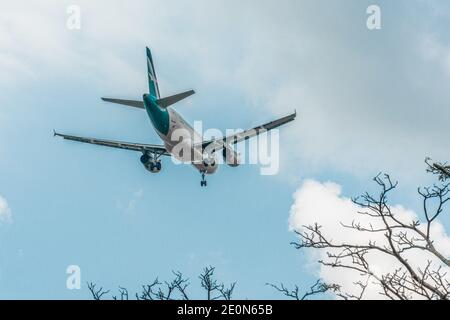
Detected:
[200,171,207,187]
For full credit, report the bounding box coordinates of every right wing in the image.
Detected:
[54,131,170,156]
[199,111,297,152]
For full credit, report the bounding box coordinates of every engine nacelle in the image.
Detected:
[222,147,241,167]
[140,154,162,173]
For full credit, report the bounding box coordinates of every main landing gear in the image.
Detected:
[140,150,164,173]
[200,171,207,187]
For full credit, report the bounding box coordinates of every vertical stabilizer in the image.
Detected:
[146,47,160,98]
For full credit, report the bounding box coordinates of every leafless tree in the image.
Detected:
[88,267,235,300]
[113,287,129,300]
[87,282,110,300]
[285,159,449,300]
[137,271,190,300]
[267,280,340,300]
[426,158,450,182]
[199,266,236,300]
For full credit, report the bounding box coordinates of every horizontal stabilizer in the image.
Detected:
[155,90,195,108]
[101,98,144,109]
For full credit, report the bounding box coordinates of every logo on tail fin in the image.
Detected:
[146,47,160,98]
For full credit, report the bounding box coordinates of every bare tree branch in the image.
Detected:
[88,267,236,300]
[288,163,450,300]
[199,266,234,300]
[426,158,450,182]
[267,280,340,300]
[87,282,110,300]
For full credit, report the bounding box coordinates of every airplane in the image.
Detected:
[54,47,296,187]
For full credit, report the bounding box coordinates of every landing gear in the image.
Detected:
[148,160,161,172]
[200,171,207,187]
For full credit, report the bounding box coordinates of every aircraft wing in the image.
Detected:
[54,131,170,156]
[199,111,297,152]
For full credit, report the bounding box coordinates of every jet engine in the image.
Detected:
[140,154,162,173]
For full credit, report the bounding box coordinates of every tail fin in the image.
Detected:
[146,47,160,98]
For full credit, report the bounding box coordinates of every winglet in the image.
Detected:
[53,130,63,138]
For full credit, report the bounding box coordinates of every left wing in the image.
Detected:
[54,131,170,156]
[199,111,297,152]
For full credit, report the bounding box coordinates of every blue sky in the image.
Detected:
[0,0,449,299]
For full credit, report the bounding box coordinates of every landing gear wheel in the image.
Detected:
[200,172,207,187]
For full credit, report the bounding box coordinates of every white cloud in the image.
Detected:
[289,179,450,299]
[419,33,450,74]
[0,196,12,225]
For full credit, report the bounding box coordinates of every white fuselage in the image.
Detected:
[157,108,218,174]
